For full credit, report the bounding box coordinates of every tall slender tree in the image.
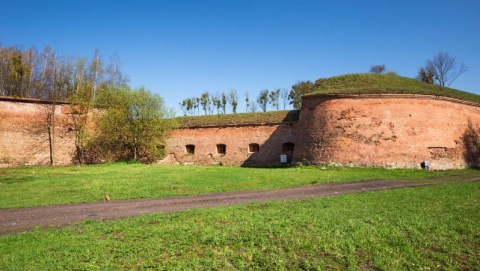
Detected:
[228,88,239,114]
[257,89,269,112]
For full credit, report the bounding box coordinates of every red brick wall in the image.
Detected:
[161,123,298,166]
[2,94,480,169]
[294,94,480,170]
[0,99,75,167]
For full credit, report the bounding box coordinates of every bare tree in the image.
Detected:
[370,65,386,74]
[89,49,104,102]
[105,53,129,89]
[281,88,288,110]
[39,46,59,166]
[249,100,258,113]
[424,51,468,87]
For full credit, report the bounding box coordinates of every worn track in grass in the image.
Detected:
[1,175,479,235]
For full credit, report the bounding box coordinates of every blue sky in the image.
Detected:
[1,0,479,115]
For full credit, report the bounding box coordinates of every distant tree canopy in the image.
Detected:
[0,44,175,164]
[0,45,129,100]
[370,65,386,74]
[179,81,314,115]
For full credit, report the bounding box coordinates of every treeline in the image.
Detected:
[0,44,174,165]
[179,81,315,116]
[0,44,128,100]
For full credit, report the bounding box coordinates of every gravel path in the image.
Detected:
[1,176,479,235]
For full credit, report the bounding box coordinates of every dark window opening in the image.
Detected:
[217,144,226,155]
[186,144,195,154]
[249,143,260,153]
[283,142,295,152]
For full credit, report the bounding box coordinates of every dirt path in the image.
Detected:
[1,176,479,235]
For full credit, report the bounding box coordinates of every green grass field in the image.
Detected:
[0,180,478,270]
[1,163,478,209]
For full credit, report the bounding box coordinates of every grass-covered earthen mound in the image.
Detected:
[311,73,480,104]
[179,74,480,128]
[178,110,300,128]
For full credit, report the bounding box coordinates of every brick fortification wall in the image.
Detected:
[0,98,75,167]
[2,94,480,169]
[293,94,480,170]
[161,123,297,166]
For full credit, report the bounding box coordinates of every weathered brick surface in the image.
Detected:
[0,100,75,167]
[2,94,480,169]
[294,94,480,169]
[161,123,297,166]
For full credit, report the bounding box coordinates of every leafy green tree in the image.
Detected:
[257,89,269,112]
[288,80,313,109]
[269,88,280,110]
[416,67,435,84]
[212,94,221,114]
[94,87,175,163]
[228,89,239,114]
[200,92,210,115]
[221,91,227,114]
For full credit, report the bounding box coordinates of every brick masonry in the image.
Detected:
[161,123,297,166]
[1,94,480,169]
[0,98,75,167]
[293,94,480,170]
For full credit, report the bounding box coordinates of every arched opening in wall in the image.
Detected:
[185,144,195,154]
[217,144,226,155]
[249,143,260,153]
[283,142,294,152]
[282,142,295,163]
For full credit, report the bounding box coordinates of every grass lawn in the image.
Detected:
[0,163,479,208]
[0,181,478,270]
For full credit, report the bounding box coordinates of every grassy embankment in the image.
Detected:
[310,73,480,104]
[176,74,480,128]
[0,178,478,270]
[1,163,479,209]
[177,109,300,127]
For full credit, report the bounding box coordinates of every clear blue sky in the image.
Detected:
[2,0,479,115]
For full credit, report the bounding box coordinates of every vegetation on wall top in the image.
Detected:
[310,73,480,104]
[178,110,300,128]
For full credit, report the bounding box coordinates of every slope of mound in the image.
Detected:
[178,110,300,128]
[311,74,480,104]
